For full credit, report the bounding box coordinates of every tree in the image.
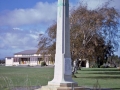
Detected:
[107,55,120,67]
[37,23,56,62]
[0,59,5,64]
[69,2,120,66]
[37,1,120,67]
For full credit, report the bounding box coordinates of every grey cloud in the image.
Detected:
[0,2,57,27]
[0,28,40,50]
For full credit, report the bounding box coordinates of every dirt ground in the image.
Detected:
[11,86,41,90]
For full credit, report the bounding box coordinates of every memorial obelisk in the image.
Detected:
[37,0,84,90]
[48,0,76,86]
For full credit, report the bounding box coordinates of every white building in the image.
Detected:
[79,59,95,68]
[5,50,54,66]
[5,50,95,68]
[5,57,14,66]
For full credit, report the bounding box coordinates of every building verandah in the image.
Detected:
[7,56,53,66]
[5,49,54,66]
[12,56,43,66]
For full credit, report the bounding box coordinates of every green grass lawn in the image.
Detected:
[0,66,120,90]
[74,68,120,90]
[0,66,54,90]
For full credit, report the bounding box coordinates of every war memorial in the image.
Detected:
[36,0,84,90]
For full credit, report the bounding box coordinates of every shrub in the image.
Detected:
[41,61,46,66]
[91,64,98,68]
[100,65,110,68]
[100,65,106,68]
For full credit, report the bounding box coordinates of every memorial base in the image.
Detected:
[35,83,85,90]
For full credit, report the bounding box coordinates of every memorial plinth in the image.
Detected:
[35,0,85,90]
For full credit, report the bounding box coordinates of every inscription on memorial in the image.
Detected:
[64,58,71,75]
[58,0,69,17]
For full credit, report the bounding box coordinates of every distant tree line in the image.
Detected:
[107,55,120,67]
[0,59,5,64]
[37,1,120,67]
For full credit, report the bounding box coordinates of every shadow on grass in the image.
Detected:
[77,76,120,79]
[81,68,120,71]
[82,72,120,75]
[111,88,120,90]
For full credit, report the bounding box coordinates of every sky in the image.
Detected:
[0,0,120,58]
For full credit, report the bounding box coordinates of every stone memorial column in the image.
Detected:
[48,0,74,85]
[36,0,84,90]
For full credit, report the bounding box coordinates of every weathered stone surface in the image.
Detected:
[36,0,78,90]
[48,0,75,86]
